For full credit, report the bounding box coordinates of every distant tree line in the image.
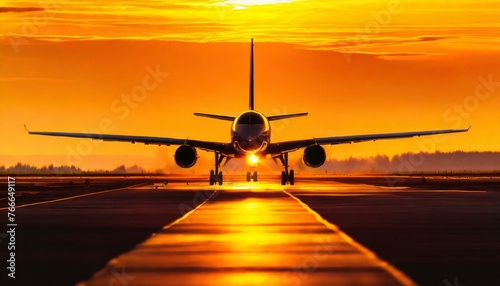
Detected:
[2,151,500,175]
[294,151,500,174]
[0,163,163,175]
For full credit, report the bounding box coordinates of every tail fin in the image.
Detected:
[249,38,254,110]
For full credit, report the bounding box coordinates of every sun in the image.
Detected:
[216,0,293,10]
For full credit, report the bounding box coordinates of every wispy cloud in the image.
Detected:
[0,0,499,57]
[0,7,45,13]
[335,35,450,47]
[0,77,73,83]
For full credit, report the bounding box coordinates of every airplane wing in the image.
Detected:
[266,126,471,154]
[25,126,234,154]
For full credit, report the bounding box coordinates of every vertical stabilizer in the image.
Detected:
[249,39,255,110]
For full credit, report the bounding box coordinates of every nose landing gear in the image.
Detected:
[246,166,258,182]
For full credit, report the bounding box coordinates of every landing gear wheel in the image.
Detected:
[289,169,295,185]
[246,172,251,182]
[210,153,225,186]
[209,170,215,185]
[218,171,223,185]
[279,153,293,186]
[253,171,258,182]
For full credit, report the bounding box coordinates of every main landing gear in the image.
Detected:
[278,153,294,185]
[210,152,225,185]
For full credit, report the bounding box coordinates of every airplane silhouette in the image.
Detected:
[27,39,470,185]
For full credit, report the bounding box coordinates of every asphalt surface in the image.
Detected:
[82,188,412,286]
[0,176,212,285]
[293,176,500,286]
[0,175,499,286]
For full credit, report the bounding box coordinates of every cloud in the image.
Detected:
[0,1,497,58]
[0,7,45,13]
[416,36,449,42]
[332,35,452,49]
[0,77,73,83]
[374,52,445,60]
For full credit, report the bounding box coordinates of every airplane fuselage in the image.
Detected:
[231,110,270,156]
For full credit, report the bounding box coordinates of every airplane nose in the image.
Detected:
[234,139,266,153]
[241,134,264,150]
[234,125,268,152]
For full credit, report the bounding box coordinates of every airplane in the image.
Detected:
[27,39,470,185]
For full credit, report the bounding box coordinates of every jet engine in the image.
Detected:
[303,144,326,168]
[175,145,197,168]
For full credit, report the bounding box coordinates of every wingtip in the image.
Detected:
[24,124,30,133]
[467,125,472,131]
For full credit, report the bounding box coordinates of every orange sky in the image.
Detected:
[1,0,499,172]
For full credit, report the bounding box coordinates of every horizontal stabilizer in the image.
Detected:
[268,112,308,121]
[194,113,236,121]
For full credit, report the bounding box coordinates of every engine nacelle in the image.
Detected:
[303,144,326,168]
[175,145,197,168]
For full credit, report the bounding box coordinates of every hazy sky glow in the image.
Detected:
[1,0,499,171]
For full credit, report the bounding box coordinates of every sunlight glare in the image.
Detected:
[217,0,293,10]
[247,154,259,165]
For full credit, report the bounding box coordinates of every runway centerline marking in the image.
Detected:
[0,183,147,210]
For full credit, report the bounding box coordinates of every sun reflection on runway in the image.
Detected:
[83,183,416,285]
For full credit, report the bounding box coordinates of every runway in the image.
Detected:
[81,186,412,286]
[1,175,499,285]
